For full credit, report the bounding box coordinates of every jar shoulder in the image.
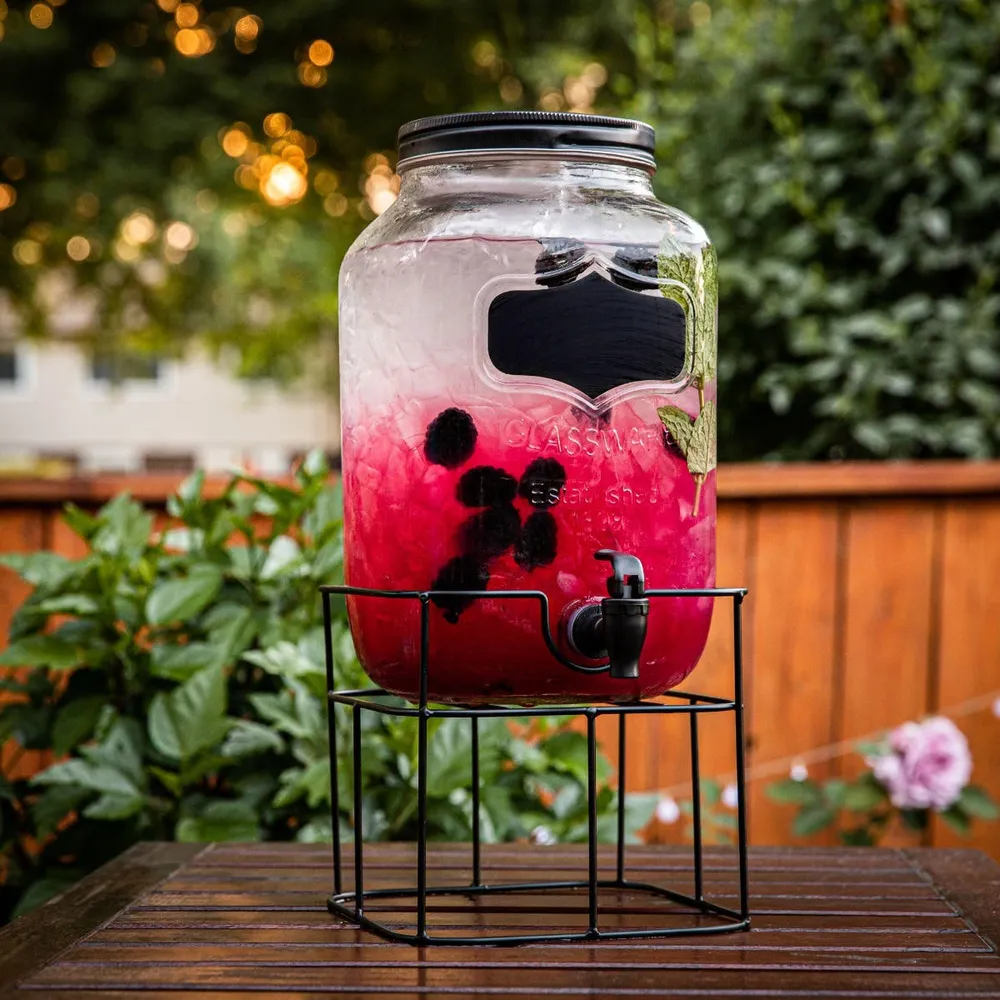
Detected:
[342,188,710,265]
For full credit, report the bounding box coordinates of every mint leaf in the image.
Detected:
[688,400,717,476]
[657,405,694,456]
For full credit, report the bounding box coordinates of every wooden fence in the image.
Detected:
[2,463,999,857]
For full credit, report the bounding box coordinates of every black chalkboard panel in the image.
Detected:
[487,272,686,400]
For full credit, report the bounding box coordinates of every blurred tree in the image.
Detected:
[1,0,998,458]
[640,0,1000,459]
[0,0,641,379]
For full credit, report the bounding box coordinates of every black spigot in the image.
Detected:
[568,550,650,680]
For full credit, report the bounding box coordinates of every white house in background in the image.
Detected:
[0,339,340,475]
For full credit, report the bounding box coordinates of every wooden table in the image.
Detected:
[2,843,1000,998]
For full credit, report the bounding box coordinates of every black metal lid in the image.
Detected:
[397,111,656,171]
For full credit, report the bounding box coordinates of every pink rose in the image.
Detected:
[869,717,971,811]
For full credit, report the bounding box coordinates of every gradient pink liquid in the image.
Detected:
[342,395,715,705]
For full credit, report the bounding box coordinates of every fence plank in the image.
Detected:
[0,509,47,779]
[932,499,1000,859]
[747,500,841,846]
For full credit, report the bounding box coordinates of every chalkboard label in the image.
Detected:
[487,272,686,400]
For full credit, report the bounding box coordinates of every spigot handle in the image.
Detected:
[595,549,645,599]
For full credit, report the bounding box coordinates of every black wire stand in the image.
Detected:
[321,583,750,946]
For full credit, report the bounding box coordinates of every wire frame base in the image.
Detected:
[321,584,750,946]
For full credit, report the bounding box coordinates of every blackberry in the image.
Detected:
[534,238,588,287]
[517,457,567,508]
[424,408,478,468]
[458,504,521,561]
[610,245,659,291]
[514,511,558,570]
[430,554,490,623]
[456,465,518,508]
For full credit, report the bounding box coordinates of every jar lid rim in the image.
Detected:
[397,111,656,168]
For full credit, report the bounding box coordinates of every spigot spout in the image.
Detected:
[566,551,650,679]
[601,597,649,679]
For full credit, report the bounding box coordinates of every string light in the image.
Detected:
[13,240,42,266]
[298,62,326,87]
[261,162,307,206]
[75,193,99,218]
[156,0,180,11]
[28,3,53,29]
[263,113,291,137]
[66,236,91,261]
[164,221,197,252]
[91,42,116,68]
[2,157,25,181]
[0,184,16,211]
[174,2,199,27]
[308,39,333,66]
[174,26,214,57]
[221,128,250,157]
[121,211,156,245]
[364,161,399,216]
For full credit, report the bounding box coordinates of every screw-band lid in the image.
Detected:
[397,111,656,171]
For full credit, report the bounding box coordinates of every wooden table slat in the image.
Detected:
[2,843,999,999]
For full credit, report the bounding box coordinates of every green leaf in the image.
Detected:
[147,664,230,761]
[657,405,694,456]
[843,776,888,812]
[51,696,107,756]
[958,785,999,820]
[83,791,145,820]
[150,642,218,681]
[940,805,971,837]
[33,595,100,616]
[766,778,822,806]
[145,565,223,626]
[0,552,75,588]
[148,766,183,798]
[792,804,837,837]
[32,758,141,799]
[82,719,146,790]
[0,635,80,669]
[31,785,92,837]
[687,400,717,476]
[61,503,99,542]
[175,800,261,843]
[222,719,285,758]
[92,494,153,560]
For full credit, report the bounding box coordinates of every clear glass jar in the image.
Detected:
[338,112,717,704]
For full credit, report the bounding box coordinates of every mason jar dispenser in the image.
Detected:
[338,111,718,704]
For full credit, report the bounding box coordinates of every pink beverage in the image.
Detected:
[339,115,718,705]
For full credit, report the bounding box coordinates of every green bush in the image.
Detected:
[0,455,655,924]
[645,0,1000,459]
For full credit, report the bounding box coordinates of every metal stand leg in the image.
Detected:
[587,709,599,938]
[323,592,342,896]
[352,704,364,919]
[616,712,626,885]
[416,597,430,943]
[471,716,481,888]
[733,595,750,923]
[689,706,703,902]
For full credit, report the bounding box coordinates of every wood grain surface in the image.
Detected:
[1,842,999,998]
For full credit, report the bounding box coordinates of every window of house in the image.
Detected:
[90,352,161,383]
[0,350,17,384]
[143,452,195,474]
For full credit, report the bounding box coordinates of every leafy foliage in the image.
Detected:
[767,760,998,846]
[0,456,654,924]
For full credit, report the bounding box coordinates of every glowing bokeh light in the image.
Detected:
[222,129,250,157]
[0,184,16,211]
[298,62,327,87]
[174,26,214,56]
[234,14,259,40]
[13,240,42,266]
[263,113,291,137]
[165,221,197,251]
[91,42,116,68]
[308,39,334,66]
[76,193,99,217]
[29,3,53,28]
[156,0,179,11]
[3,157,25,181]
[121,211,157,245]
[66,235,91,261]
[262,162,308,207]
[174,2,199,27]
